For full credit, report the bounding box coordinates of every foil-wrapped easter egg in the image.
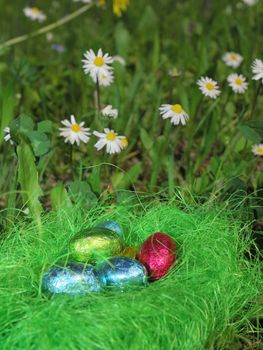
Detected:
[120,246,138,259]
[70,227,123,263]
[42,263,102,295]
[138,232,176,281]
[97,257,148,290]
[96,220,124,237]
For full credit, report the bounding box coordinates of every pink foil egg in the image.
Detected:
[138,232,176,281]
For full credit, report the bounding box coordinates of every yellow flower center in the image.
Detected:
[94,57,104,67]
[230,53,237,61]
[121,138,128,147]
[71,124,81,133]
[256,147,263,155]
[106,132,116,141]
[171,104,183,113]
[235,78,243,86]
[31,7,40,14]
[206,82,214,90]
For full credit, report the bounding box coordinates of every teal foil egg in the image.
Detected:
[96,220,124,237]
[96,257,148,290]
[42,263,102,295]
[70,227,123,263]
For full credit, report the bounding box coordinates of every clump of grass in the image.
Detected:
[0,200,261,350]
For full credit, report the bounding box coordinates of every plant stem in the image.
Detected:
[94,78,103,130]
[95,78,102,112]
[0,3,93,50]
[250,82,262,120]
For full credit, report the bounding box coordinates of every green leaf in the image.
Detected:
[38,120,52,134]
[140,128,153,150]
[111,162,143,189]
[137,6,159,39]
[27,130,50,157]
[114,22,132,56]
[68,180,98,208]
[19,114,34,133]
[50,183,72,210]
[17,141,43,226]
[238,125,261,143]
[0,82,16,145]
[87,167,101,194]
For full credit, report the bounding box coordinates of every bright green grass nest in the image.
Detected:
[0,201,261,350]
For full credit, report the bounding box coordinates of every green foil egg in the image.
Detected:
[70,227,123,263]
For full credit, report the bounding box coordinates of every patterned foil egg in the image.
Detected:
[42,263,102,295]
[70,227,123,263]
[96,257,148,290]
[138,232,176,281]
[96,220,124,237]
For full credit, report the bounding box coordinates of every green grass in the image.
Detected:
[0,200,262,350]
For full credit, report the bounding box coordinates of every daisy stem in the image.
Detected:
[221,90,231,119]
[95,79,102,112]
[0,3,93,50]
[250,83,262,120]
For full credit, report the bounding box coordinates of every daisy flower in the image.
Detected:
[46,32,54,42]
[159,104,189,125]
[101,105,118,119]
[251,59,263,83]
[242,0,258,5]
[197,77,221,99]
[252,144,263,156]
[227,74,248,93]
[120,137,128,148]
[23,7,46,22]
[222,52,243,68]
[59,115,91,146]
[3,127,14,145]
[73,0,92,3]
[98,70,114,87]
[82,48,113,83]
[93,128,126,154]
[168,68,181,77]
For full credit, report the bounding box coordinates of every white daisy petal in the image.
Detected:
[252,144,263,156]
[242,0,258,6]
[197,77,221,99]
[3,126,14,145]
[251,59,263,83]
[101,105,118,119]
[82,48,114,86]
[159,104,189,126]
[23,7,46,22]
[59,115,91,146]
[227,73,248,94]
[93,128,126,154]
[222,52,243,68]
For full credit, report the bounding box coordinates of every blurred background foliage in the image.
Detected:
[0,0,262,228]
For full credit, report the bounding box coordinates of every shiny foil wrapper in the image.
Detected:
[97,257,148,290]
[120,246,138,259]
[70,227,123,263]
[42,263,102,295]
[96,220,124,237]
[138,232,176,281]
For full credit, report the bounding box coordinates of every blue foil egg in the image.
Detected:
[96,220,124,237]
[96,257,148,290]
[42,263,102,295]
